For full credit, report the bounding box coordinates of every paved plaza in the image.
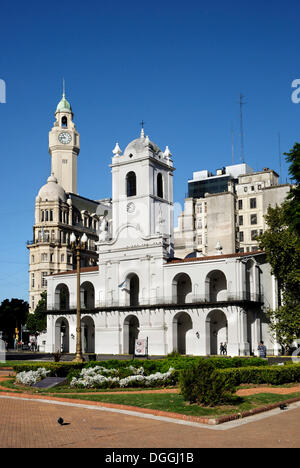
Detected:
[0,394,299,448]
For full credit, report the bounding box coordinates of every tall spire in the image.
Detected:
[55,79,72,114]
[62,77,66,98]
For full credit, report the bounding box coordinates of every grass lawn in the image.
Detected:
[47,391,300,419]
[1,375,300,419]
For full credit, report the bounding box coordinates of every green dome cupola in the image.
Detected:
[55,79,73,114]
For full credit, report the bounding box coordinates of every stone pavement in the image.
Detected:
[0,394,299,448]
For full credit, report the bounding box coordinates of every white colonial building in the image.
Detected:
[45,129,280,357]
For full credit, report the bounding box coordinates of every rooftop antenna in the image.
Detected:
[278,132,282,184]
[239,93,246,163]
[231,125,234,164]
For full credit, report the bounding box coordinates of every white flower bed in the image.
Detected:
[16,368,50,386]
[70,366,175,389]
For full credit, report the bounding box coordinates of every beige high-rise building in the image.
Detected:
[174,164,291,258]
[27,91,111,312]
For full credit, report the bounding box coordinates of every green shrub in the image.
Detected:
[12,356,268,383]
[219,364,300,385]
[179,361,236,406]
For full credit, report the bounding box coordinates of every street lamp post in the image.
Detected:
[70,232,87,363]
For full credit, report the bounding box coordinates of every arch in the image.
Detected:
[129,274,139,306]
[205,309,228,355]
[81,316,95,353]
[61,116,68,127]
[126,171,137,197]
[54,283,70,311]
[55,317,69,353]
[80,281,95,309]
[157,173,163,198]
[172,273,192,304]
[123,315,139,354]
[172,312,193,355]
[205,270,227,302]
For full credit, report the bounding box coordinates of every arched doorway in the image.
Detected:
[80,281,95,309]
[172,273,192,304]
[205,270,227,302]
[173,312,193,355]
[123,315,139,354]
[206,310,228,355]
[81,316,95,353]
[124,274,140,306]
[54,284,70,311]
[245,260,255,301]
[55,317,69,353]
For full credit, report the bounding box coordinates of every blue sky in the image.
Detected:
[0,0,299,303]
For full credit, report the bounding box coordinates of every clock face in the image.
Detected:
[127,202,135,213]
[58,132,72,144]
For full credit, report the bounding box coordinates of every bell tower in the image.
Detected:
[49,86,80,194]
[110,130,175,255]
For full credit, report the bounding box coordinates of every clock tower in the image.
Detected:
[49,90,80,194]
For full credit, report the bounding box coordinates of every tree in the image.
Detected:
[0,298,29,346]
[26,291,47,334]
[258,150,300,347]
[284,143,300,236]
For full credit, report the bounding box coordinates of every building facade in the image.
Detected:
[27,92,111,312]
[174,164,291,258]
[45,132,280,356]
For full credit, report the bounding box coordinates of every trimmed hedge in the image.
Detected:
[218,364,300,385]
[12,356,267,379]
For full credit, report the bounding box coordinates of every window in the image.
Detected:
[197,204,202,214]
[251,186,255,191]
[238,199,243,210]
[251,214,257,225]
[41,210,44,222]
[197,219,203,229]
[31,273,35,288]
[252,246,259,252]
[258,184,262,190]
[41,253,47,262]
[45,210,49,222]
[61,116,68,127]
[251,230,258,241]
[31,255,34,263]
[239,215,243,226]
[50,254,54,263]
[239,247,244,253]
[126,172,136,197]
[244,187,248,192]
[50,210,53,221]
[239,231,244,242]
[31,296,34,310]
[197,235,202,245]
[61,254,65,262]
[157,173,163,198]
[250,198,257,209]
[42,272,47,287]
